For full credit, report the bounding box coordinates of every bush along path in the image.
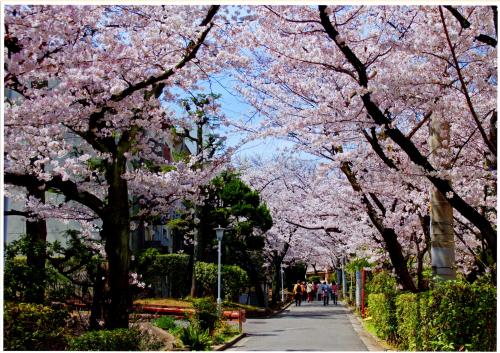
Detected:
[4,297,245,351]
[366,277,496,351]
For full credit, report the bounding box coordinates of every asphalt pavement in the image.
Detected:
[227,300,382,351]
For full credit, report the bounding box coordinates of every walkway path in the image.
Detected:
[228,300,382,351]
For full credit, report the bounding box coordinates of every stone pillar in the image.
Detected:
[429,115,456,280]
[355,270,361,309]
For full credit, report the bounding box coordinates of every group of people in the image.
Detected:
[292,280,339,306]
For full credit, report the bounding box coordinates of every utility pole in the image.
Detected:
[429,115,456,280]
[342,256,347,300]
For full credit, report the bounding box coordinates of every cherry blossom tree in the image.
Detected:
[229,5,496,284]
[239,155,383,299]
[4,5,227,328]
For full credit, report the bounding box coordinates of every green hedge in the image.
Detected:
[371,279,496,351]
[68,327,162,351]
[395,293,420,350]
[135,249,190,297]
[367,293,398,342]
[4,302,69,350]
[366,271,397,297]
[424,280,495,351]
[194,262,248,301]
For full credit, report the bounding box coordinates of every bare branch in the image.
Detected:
[439,7,497,156]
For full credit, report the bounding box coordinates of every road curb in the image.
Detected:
[214,332,247,351]
[343,302,391,351]
[270,301,293,317]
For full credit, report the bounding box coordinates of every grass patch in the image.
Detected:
[362,317,398,351]
[222,302,272,318]
[134,298,193,308]
[212,322,241,345]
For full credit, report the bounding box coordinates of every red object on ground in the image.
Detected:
[134,306,246,322]
[222,310,246,322]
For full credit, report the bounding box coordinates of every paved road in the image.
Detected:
[228,300,380,351]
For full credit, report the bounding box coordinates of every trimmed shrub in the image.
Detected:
[395,293,420,350]
[425,280,496,351]
[221,265,249,301]
[366,270,397,297]
[194,262,248,301]
[4,302,69,350]
[367,293,397,342]
[192,297,219,334]
[135,250,190,297]
[194,262,218,296]
[156,253,190,295]
[67,328,161,351]
[390,280,496,351]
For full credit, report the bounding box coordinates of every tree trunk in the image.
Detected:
[190,227,200,297]
[89,261,106,330]
[381,229,417,293]
[417,215,431,291]
[311,263,319,276]
[271,252,281,304]
[25,185,47,303]
[243,264,266,307]
[103,158,130,329]
[340,162,417,293]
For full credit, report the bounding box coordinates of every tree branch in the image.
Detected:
[444,5,497,47]
[109,6,219,103]
[4,173,105,219]
[285,219,341,233]
[4,209,29,217]
[362,127,399,170]
[318,5,497,259]
[439,7,497,156]
[443,5,470,28]
[407,111,432,140]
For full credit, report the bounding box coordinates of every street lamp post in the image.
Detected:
[215,225,225,313]
[280,263,287,303]
[342,255,347,300]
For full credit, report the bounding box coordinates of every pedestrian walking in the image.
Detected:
[301,281,307,302]
[313,281,319,301]
[306,282,313,303]
[331,281,338,305]
[293,280,302,306]
[321,281,330,306]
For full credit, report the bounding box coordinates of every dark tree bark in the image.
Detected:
[417,215,431,291]
[340,162,417,293]
[102,156,131,329]
[24,185,48,304]
[89,262,106,330]
[190,228,200,297]
[270,242,290,305]
[250,266,266,307]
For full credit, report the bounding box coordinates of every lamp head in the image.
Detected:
[214,225,225,241]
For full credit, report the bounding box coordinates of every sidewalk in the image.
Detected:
[227,300,377,351]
